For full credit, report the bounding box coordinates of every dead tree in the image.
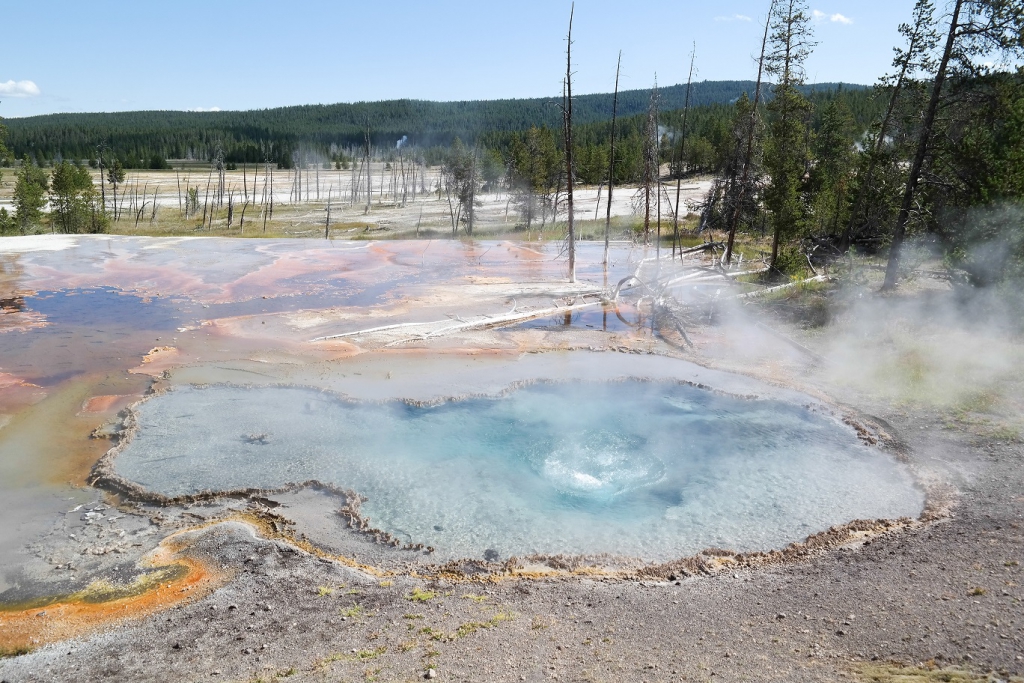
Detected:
[325,187,332,239]
[240,197,250,232]
[364,126,373,213]
[175,170,183,217]
[202,170,213,229]
[846,0,936,250]
[636,84,660,246]
[96,144,107,215]
[883,0,964,290]
[604,51,622,266]
[725,1,775,265]
[216,150,226,207]
[673,47,696,258]
[562,3,577,283]
[467,147,477,235]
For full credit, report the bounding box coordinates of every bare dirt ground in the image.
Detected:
[0,237,1021,683]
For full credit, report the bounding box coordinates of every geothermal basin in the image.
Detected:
[110,373,924,562]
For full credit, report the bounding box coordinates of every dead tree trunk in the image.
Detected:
[604,51,621,266]
[97,148,107,215]
[725,3,774,265]
[563,3,577,283]
[175,170,183,217]
[202,171,213,229]
[364,127,372,214]
[240,199,249,232]
[673,46,696,258]
[883,0,962,291]
[325,188,332,239]
[467,148,477,235]
[845,11,927,250]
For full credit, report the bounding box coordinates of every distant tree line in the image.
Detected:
[2,81,864,169]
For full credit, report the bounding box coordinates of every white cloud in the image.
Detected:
[714,14,752,22]
[189,106,221,112]
[0,80,41,98]
[813,9,853,24]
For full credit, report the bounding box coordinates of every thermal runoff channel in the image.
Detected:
[113,381,923,561]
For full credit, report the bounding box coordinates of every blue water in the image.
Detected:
[114,381,924,560]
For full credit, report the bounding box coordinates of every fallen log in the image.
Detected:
[384,299,606,346]
[732,275,832,300]
[679,241,724,255]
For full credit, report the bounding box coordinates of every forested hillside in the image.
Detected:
[2,81,864,167]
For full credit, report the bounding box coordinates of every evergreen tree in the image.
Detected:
[440,138,476,235]
[884,0,1024,289]
[845,0,938,249]
[0,117,9,181]
[50,161,106,234]
[763,0,816,272]
[507,126,562,230]
[13,157,49,233]
[809,99,855,240]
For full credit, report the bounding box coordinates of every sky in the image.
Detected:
[0,0,926,119]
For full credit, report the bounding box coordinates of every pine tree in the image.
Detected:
[763,0,816,272]
[809,99,855,241]
[883,0,1024,289]
[50,161,105,234]
[13,157,49,233]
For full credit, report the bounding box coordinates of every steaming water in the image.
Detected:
[114,381,924,560]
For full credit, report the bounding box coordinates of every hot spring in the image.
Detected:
[111,381,924,561]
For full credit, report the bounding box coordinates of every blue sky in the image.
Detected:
[1,0,921,118]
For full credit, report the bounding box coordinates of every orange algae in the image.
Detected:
[0,539,225,653]
[80,395,133,414]
[128,346,182,377]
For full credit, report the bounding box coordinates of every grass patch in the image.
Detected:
[419,626,444,640]
[531,616,552,630]
[317,586,334,597]
[460,593,488,603]
[378,580,393,588]
[990,425,1022,441]
[955,390,1000,415]
[340,605,364,618]
[0,646,32,659]
[318,646,387,667]
[452,612,514,639]
[405,587,435,602]
[412,614,515,643]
